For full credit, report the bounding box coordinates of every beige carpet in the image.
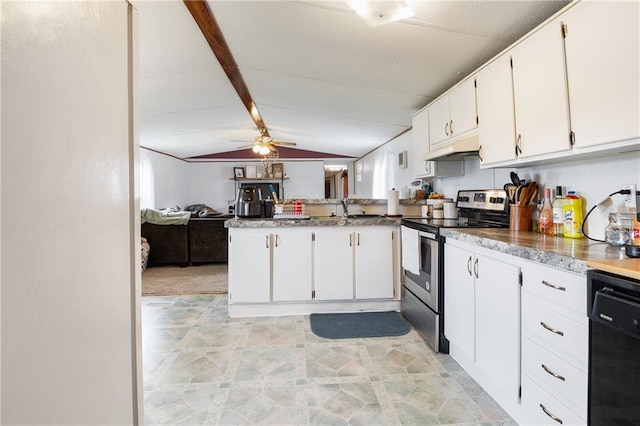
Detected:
[142,264,228,296]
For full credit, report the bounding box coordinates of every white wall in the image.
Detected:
[141,154,327,212]
[354,131,414,198]
[140,148,189,209]
[435,151,640,240]
[1,2,138,423]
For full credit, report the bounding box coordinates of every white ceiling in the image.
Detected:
[134,0,571,160]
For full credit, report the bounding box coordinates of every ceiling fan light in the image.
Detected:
[252,145,261,153]
[259,146,270,155]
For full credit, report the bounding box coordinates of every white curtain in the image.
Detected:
[372,151,394,198]
[140,159,155,209]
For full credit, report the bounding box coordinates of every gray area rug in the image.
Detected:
[142,264,228,296]
[310,311,411,339]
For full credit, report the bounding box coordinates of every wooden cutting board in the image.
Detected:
[587,258,640,280]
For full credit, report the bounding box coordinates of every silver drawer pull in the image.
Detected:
[540,321,564,336]
[542,364,566,381]
[540,403,563,424]
[542,280,566,291]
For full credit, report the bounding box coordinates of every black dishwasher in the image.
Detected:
[587,269,640,425]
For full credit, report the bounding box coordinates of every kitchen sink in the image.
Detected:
[346,214,384,218]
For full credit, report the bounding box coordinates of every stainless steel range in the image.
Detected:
[400,189,510,353]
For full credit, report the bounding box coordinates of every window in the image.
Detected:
[372,151,394,198]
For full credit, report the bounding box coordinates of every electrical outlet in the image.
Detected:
[622,184,637,212]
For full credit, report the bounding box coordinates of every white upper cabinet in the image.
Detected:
[429,78,478,149]
[476,55,517,166]
[411,107,430,177]
[511,18,572,159]
[563,0,640,149]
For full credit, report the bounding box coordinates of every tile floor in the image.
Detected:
[142,295,516,425]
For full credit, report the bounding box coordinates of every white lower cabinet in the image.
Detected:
[314,227,396,301]
[272,229,313,302]
[314,230,354,300]
[228,229,272,303]
[444,241,521,402]
[354,228,394,299]
[229,226,398,311]
[520,260,588,424]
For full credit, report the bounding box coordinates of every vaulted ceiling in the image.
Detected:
[133,0,571,160]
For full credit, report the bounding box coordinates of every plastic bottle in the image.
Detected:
[563,191,584,239]
[552,186,564,236]
[538,188,554,235]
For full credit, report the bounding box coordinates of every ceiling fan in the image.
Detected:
[234,130,297,156]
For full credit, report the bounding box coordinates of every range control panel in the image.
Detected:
[456,189,509,212]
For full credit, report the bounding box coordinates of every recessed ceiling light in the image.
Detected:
[346,0,414,27]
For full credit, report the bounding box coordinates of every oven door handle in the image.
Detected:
[418,231,437,240]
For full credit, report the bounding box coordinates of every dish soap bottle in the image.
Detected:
[552,186,564,236]
[563,191,584,239]
[538,188,554,235]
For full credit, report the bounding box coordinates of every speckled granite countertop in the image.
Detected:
[442,228,630,275]
[225,217,403,228]
[285,198,428,205]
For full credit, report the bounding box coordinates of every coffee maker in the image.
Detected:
[235,186,262,218]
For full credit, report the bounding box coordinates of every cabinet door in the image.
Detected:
[449,78,477,137]
[563,1,640,148]
[444,244,475,361]
[228,230,271,303]
[477,55,517,166]
[272,229,313,301]
[411,107,431,178]
[354,229,394,299]
[314,230,354,300]
[428,96,451,148]
[475,253,521,401]
[511,20,572,158]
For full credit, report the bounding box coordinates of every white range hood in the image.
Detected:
[423,134,480,161]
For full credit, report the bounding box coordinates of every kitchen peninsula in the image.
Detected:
[225,212,403,317]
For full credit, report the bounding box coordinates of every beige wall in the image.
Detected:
[1,1,140,423]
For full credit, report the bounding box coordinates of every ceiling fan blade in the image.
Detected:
[236,144,254,150]
[272,141,297,146]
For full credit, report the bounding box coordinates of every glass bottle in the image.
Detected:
[538,188,554,235]
[552,186,564,236]
[604,212,635,246]
[532,194,541,233]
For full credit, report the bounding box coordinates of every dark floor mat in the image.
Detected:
[309,311,411,339]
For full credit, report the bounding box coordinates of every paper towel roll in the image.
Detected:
[387,188,399,216]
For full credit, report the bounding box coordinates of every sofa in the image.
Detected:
[188,217,230,265]
[141,222,190,267]
[141,215,232,267]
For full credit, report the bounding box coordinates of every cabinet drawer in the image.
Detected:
[522,337,587,414]
[521,262,586,315]
[522,375,586,425]
[522,299,588,369]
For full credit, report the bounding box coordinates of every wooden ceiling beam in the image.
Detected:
[183,0,269,137]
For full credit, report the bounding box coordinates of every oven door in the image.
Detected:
[403,230,440,312]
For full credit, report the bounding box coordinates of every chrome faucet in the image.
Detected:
[339,198,349,217]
